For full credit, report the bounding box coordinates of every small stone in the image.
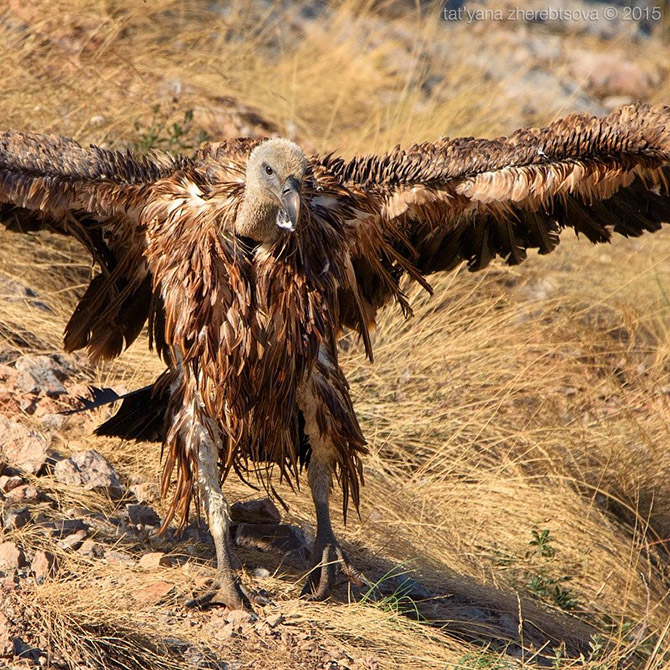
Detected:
[105,549,134,566]
[78,539,105,559]
[0,475,23,493]
[214,623,237,641]
[31,551,57,581]
[138,552,173,569]
[129,481,160,503]
[265,613,284,628]
[0,609,14,656]
[6,484,41,504]
[2,507,31,530]
[0,417,50,475]
[253,567,271,579]
[14,354,73,396]
[226,609,256,628]
[54,449,124,498]
[38,413,67,431]
[48,518,88,538]
[127,503,161,527]
[0,542,26,572]
[391,574,431,600]
[230,498,281,525]
[132,581,174,606]
[57,529,88,551]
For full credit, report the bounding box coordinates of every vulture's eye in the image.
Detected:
[264,165,273,176]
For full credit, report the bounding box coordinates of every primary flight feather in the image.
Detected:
[1,102,669,609]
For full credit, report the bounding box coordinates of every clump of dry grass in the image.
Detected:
[2,1,670,669]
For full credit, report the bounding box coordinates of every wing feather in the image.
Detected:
[0,131,191,361]
[317,102,670,322]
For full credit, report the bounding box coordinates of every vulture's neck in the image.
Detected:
[236,190,281,244]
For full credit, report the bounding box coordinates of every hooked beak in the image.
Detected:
[277,176,301,231]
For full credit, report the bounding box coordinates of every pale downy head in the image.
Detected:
[236,138,307,244]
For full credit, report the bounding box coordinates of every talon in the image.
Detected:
[186,577,252,611]
[301,539,365,601]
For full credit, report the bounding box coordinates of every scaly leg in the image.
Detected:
[186,419,255,610]
[299,393,365,600]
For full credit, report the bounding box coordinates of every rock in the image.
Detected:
[0,476,23,493]
[105,549,134,566]
[389,574,431,600]
[31,551,57,581]
[2,507,31,530]
[138,552,173,569]
[0,417,50,475]
[6,484,41,504]
[54,449,124,498]
[234,522,309,559]
[0,608,14,656]
[264,613,284,628]
[132,581,174,606]
[0,543,26,572]
[78,539,105,559]
[37,413,67,431]
[226,609,257,628]
[230,498,281,525]
[129,481,160,503]
[567,50,657,100]
[127,503,161,527]
[253,567,271,579]
[57,529,88,551]
[14,354,75,396]
[0,275,52,312]
[38,518,88,539]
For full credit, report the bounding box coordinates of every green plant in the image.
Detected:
[358,564,424,620]
[526,573,579,611]
[528,529,556,558]
[133,105,208,153]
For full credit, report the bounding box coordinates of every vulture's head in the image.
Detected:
[236,138,307,244]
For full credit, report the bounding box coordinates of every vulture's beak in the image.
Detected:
[277,176,301,231]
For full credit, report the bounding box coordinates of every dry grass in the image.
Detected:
[2,1,670,668]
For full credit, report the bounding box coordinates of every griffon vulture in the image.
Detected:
[1,103,669,610]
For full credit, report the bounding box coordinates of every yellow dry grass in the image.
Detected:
[1,1,670,668]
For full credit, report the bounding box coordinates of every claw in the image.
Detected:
[301,540,365,601]
[186,576,268,611]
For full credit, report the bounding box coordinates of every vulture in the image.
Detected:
[1,102,670,610]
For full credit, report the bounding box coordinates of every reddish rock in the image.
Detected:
[0,475,23,493]
[78,539,105,558]
[57,529,88,551]
[0,417,50,475]
[129,481,160,503]
[54,449,124,498]
[2,507,31,530]
[0,608,14,656]
[132,581,174,606]
[138,552,173,569]
[6,484,41,504]
[31,550,58,581]
[0,543,26,572]
[105,550,134,566]
[14,354,74,396]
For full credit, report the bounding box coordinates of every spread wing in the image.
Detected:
[0,131,192,361]
[318,103,670,328]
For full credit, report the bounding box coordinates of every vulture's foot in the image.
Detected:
[187,575,269,611]
[301,536,365,601]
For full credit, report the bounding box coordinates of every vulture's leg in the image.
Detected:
[299,396,365,601]
[187,425,256,610]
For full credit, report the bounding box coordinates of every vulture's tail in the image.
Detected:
[66,382,168,442]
